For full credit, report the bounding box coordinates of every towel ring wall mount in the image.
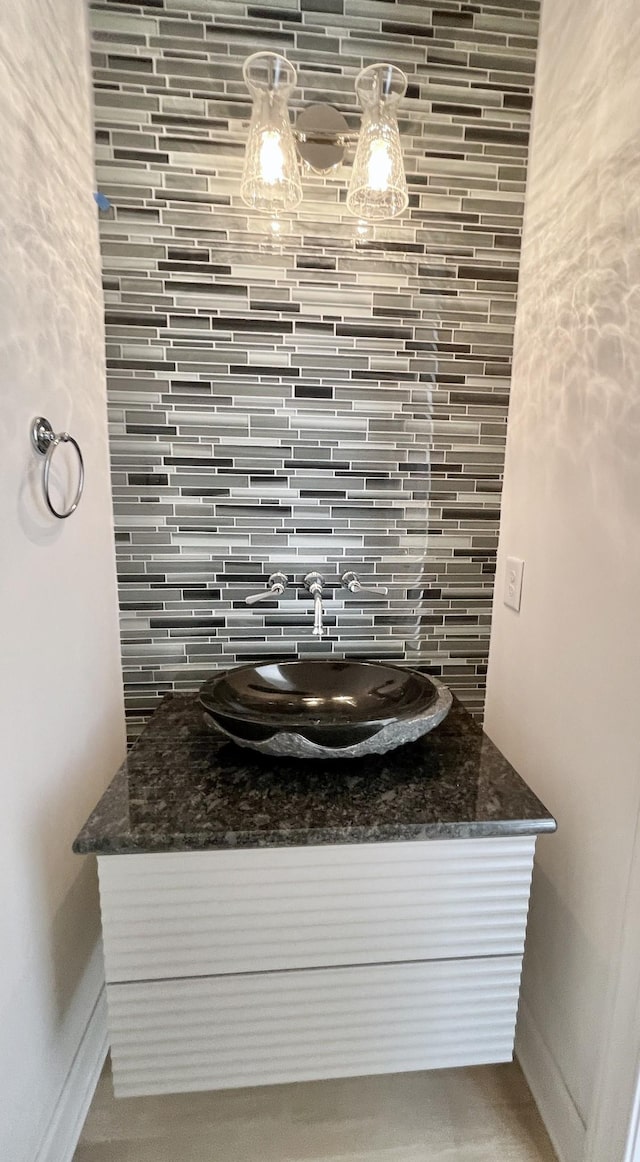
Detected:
[31,416,85,519]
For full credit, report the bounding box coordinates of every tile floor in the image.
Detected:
[74,1058,557,1161]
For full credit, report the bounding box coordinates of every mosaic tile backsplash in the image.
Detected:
[90,0,539,735]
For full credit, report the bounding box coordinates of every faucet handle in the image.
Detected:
[245,572,288,605]
[341,570,388,597]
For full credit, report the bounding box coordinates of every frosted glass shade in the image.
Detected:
[347,63,408,222]
[240,52,302,214]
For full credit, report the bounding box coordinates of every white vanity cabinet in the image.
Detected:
[98,834,537,1097]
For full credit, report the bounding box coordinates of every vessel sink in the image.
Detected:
[199,660,452,759]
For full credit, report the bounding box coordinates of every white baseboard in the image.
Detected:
[35,988,108,1162]
[516,998,586,1162]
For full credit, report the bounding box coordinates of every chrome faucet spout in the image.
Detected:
[303,572,326,638]
[312,589,324,637]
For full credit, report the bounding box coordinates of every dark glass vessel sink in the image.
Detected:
[199,660,452,759]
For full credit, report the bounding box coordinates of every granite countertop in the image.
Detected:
[73,692,555,855]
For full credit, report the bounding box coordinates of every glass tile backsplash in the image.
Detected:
[90,0,539,735]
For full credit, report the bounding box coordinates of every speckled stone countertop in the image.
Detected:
[73,692,555,855]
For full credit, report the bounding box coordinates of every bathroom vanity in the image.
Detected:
[74,692,555,1098]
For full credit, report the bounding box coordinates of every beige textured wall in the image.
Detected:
[0,2,125,1158]
[485,0,640,1158]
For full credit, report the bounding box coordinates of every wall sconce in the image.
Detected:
[240,53,408,222]
[346,63,408,221]
[240,52,303,213]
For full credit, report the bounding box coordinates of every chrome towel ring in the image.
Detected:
[31,416,85,519]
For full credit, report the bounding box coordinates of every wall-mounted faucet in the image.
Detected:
[245,572,289,605]
[245,569,388,637]
[303,571,326,637]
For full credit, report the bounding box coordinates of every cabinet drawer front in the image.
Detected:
[98,837,535,983]
[107,955,522,1097]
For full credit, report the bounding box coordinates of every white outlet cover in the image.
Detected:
[504,556,524,612]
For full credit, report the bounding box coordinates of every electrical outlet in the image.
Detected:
[504,556,524,612]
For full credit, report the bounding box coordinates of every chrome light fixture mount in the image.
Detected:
[240,52,408,222]
[295,103,350,173]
